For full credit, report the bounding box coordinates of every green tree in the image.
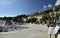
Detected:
[49,12,54,17]
[42,15,46,21]
[27,17,37,23]
[3,17,8,20]
[42,14,51,21]
[12,15,27,22]
[55,13,60,20]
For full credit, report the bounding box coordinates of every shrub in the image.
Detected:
[27,17,37,23]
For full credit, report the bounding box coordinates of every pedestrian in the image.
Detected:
[46,20,57,38]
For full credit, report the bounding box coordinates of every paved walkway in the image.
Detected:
[0,24,48,38]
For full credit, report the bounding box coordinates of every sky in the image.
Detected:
[0,0,58,17]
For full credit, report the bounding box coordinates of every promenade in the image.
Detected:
[0,24,51,38]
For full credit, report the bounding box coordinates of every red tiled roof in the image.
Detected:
[28,12,43,17]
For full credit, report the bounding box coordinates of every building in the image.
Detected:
[28,12,43,21]
[27,5,60,21]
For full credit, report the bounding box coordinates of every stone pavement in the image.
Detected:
[0,24,50,38]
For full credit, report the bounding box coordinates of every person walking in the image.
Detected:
[46,20,57,38]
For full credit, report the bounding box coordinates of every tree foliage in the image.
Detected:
[49,12,54,16]
[0,15,27,22]
[27,17,37,23]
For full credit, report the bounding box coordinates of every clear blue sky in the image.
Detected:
[0,0,57,17]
